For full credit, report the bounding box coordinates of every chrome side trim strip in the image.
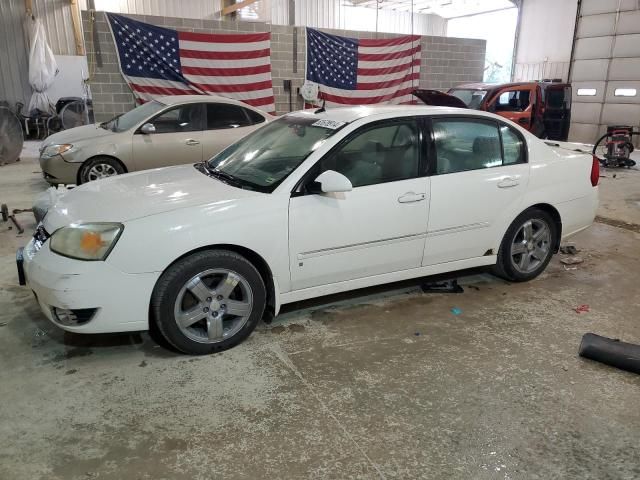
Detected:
[298,233,427,260]
[426,222,490,237]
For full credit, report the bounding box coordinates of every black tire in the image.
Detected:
[494,208,557,282]
[151,250,266,355]
[78,156,125,184]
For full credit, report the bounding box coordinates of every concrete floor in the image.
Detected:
[1,143,640,479]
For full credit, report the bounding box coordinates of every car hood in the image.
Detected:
[43,164,261,230]
[42,123,115,148]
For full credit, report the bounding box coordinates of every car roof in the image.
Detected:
[287,104,479,124]
[157,95,258,108]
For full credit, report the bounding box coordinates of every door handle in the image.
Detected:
[398,192,426,203]
[497,177,520,188]
[185,139,200,146]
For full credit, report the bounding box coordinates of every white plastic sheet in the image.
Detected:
[28,19,59,114]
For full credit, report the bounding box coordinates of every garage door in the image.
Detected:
[569,0,640,145]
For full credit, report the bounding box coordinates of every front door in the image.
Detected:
[289,119,430,291]
[131,103,204,170]
[424,117,529,265]
[488,85,537,132]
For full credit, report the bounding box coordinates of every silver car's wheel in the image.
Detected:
[173,269,253,344]
[510,219,552,274]
[87,163,118,181]
[78,156,125,184]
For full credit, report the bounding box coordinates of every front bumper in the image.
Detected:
[21,238,160,333]
[39,155,81,185]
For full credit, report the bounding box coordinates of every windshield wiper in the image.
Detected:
[209,169,245,188]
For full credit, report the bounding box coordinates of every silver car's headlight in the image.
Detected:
[41,144,73,158]
[50,223,123,261]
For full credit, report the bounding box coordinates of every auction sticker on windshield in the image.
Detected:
[312,119,346,129]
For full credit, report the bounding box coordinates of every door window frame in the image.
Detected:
[134,103,205,134]
[292,117,429,196]
[426,114,528,176]
[204,103,265,130]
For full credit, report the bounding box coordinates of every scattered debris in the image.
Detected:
[574,304,590,314]
[450,307,462,316]
[0,322,7,327]
[414,331,421,336]
[562,365,569,371]
[468,285,480,291]
[579,333,640,375]
[563,265,578,271]
[139,360,148,367]
[421,279,464,293]
[559,245,580,255]
[560,256,583,266]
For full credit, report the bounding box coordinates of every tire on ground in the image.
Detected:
[150,249,266,355]
[78,156,125,184]
[494,208,558,282]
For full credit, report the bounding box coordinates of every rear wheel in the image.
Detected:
[151,250,266,355]
[78,156,125,184]
[494,209,557,282]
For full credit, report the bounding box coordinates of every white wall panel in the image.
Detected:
[79,0,221,19]
[513,0,578,81]
[571,102,604,124]
[617,10,640,34]
[573,36,613,60]
[569,122,600,144]
[612,34,640,57]
[609,57,640,80]
[581,0,634,16]
[571,59,610,81]
[605,81,640,104]
[601,103,640,125]
[572,81,606,102]
[577,13,616,38]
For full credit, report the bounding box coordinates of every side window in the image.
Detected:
[244,108,266,125]
[150,104,203,133]
[433,119,502,174]
[495,90,531,112]
[206,104,251,129]
[500,125,525,165]
[318,121,420,188]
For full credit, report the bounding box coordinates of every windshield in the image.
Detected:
[449,89,488,109]
[100,100,165,132]
[205,115,344,192]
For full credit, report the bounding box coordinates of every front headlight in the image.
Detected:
[41,144,73,158]
[50,223,123,261]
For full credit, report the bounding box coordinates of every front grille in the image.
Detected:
[33,224,50,252]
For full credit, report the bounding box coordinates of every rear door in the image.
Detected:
[201,103,267,160]
[488,85,537,132]
[131,103,204,170]
[424,116,529,265]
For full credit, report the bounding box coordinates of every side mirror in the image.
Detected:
[140,123,156,134]
[313,170,352,194]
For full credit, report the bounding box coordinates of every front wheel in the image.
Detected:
[494,209,557,282]
[151,250,266,355]
[78,156,125,184]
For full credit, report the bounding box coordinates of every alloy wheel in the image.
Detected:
[510,219,552,274]
[87,163,118,181]
[173,268,253,344]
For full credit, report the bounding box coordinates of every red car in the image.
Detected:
[413,81,572,141]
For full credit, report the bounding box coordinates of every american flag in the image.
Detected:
[306,28,421,107]
[106,13,276,114]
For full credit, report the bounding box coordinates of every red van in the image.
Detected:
[413,80,572,141]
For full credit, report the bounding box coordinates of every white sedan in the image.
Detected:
[18,106,599,354]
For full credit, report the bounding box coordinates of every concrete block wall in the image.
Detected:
[82,11,486,121]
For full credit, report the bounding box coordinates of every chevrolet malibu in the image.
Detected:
[18,106,599,354]
[39,95,272,185]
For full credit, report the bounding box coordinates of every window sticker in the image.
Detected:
[312,119,346,130]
